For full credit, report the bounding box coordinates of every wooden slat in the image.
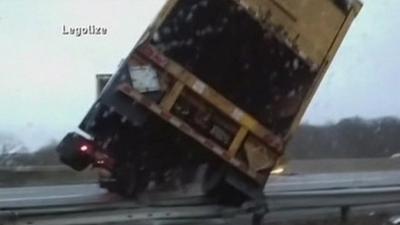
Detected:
[160,81,184,111]
[227,127,249,158]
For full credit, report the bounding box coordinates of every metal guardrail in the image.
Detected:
[1,166,400,224]
[2,205,241,225]
[0,166,68,172]
[2,184,400,225]
[268,186,400,209]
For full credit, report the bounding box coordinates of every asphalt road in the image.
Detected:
[0,184,117,209]
[1,169,400,209]
[1,162,400,225]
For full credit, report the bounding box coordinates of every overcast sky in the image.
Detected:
[0,0,399,150]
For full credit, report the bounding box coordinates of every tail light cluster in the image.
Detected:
[80,144,89,152]
[56,132,114,171]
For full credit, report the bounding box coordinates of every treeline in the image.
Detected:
[1,116,400,166]
[287,117,400,159]
[0,140,60,167]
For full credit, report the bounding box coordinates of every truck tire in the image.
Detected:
[202,163,225,195]
[100,163,139,197]
[202,163,248,206]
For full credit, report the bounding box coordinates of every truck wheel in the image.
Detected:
[202,163,225,195]
[100,164,139,197]
[202,164,247,206]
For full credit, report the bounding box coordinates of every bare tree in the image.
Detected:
[0,133,26,154]
[0,133,28,166]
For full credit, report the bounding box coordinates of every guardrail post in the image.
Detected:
[251,206,268,225]
[340,206,350,224]
[243,197,269,225]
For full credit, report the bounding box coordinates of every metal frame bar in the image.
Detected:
[137,43,284,154]
[118,83,265,183]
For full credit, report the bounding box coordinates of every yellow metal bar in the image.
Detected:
[117,83,266,184]
[138,45,283,153]
[227,127,249,158]
[160,81,184,111]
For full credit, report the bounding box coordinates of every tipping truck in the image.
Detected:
[57,0,361,205]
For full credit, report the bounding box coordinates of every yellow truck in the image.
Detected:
[57,0,361,204]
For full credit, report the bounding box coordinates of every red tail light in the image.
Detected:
[80,145,89,152]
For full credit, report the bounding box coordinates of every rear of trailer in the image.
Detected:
[57,0,361,202]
